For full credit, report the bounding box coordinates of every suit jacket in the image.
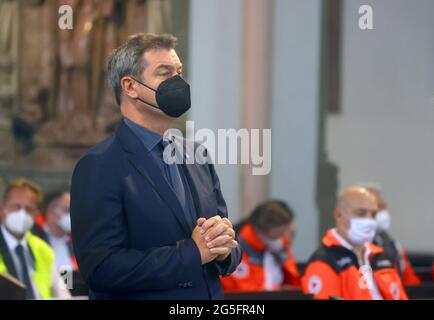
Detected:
[0,228,19,279]
[70,120,242,300]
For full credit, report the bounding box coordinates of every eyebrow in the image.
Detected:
[154,64,183,73]
[354,208,376,214]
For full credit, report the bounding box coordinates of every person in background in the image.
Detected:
[302,186,408,300]
[32,191,78,272]
[0,178,71,299]
[221,200,301,292]
[363,183,421,286]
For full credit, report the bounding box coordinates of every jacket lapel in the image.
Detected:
[0,228,18,278]
[116,121,192,235]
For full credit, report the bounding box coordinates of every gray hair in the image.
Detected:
[108,33,177,105]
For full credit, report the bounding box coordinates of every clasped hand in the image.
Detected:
[192,215,238,264]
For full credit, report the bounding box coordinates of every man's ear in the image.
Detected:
[120,76,139,99]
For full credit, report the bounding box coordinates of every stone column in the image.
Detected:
[240,0,273,217]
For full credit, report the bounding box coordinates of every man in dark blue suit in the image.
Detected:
[70,33,242,300]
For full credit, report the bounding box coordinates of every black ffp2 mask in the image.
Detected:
[132,75,191,118]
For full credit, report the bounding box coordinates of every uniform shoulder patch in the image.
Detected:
[307,275,322,295]
[232,261,249,279]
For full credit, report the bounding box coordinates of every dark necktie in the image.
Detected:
[15,244,35,299]
[160,139,193,227]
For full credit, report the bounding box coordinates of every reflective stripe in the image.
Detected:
[26,232,54,299]
[0,232,54,299]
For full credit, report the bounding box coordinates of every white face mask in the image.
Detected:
[263,237,285,253]
[348,218,377,245]
[376,210,391,232]
[4,209,34,237]
[58,213,71,233]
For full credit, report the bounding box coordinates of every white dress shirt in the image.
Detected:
[43,225,73,271]
[263,251,284,291]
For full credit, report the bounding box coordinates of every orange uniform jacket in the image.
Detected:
[374,231,421,286]
[221,223,301,292]
[400,249,421,286]
[302,229,408,300]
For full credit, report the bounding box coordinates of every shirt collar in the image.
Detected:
[0,224,28,252]
[240,223,267,252]
[123,118,162,152]
[331,228,372,263]
[331,228,355,251]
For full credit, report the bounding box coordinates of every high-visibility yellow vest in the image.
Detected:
[0,231,54,299]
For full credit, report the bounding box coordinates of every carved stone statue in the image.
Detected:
[39,0,147,146]
[0,0,19,163]
[0,0,183,169]
[39,0,99,145]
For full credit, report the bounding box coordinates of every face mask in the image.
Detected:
[348,218,377,245]
[376,210,391,232]
[4,209,34,237]
[59,213,71,233]
[132,75,191,118]
[263,237,285,253]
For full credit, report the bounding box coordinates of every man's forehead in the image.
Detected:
[58,195,71,207]
[6,188,37,203]
[348,199,378,211]
[144,48,182,67]
[60,192,71,202]
[269,224,291,235]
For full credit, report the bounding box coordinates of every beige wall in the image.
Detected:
[327,0,434,253]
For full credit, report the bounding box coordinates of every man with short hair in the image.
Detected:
[302,186,408,300]
[0,178,71,299]
[32,191,77,272]
[71,33,242,300]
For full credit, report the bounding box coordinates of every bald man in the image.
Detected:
[302,186,408,300]
[367,185,421,286]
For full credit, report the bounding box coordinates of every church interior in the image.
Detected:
[0,0,433,301]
